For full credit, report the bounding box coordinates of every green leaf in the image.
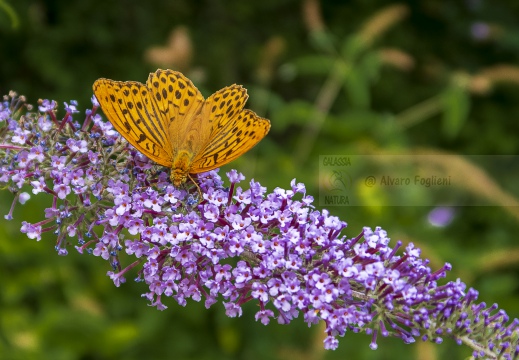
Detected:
[291,55,335,76]
[341,36,365,60]
[441,86,470,138]
[359,51,382,82]
[344,67,371,108]
[0,0,19,29]
[271,100,315,132]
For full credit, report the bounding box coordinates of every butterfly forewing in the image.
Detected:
[202,84,248,141]
[191,109,271,172]
[93,78,173,167]
[146,70,206,158]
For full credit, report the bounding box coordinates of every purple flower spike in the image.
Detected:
[0,92,518,358]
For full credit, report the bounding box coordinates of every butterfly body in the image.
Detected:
[171,149,195,186]
[93,69,270,187]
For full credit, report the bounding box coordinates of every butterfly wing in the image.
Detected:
[145,69,205,161]
[202,84,248,141]
[93,78,173,167]
[190,107,271,173]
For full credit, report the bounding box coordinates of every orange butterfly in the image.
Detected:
[93,69,270,187]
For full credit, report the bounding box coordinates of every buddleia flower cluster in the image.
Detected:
[0,92,518,358]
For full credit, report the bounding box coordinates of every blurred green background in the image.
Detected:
[2,0,519,359]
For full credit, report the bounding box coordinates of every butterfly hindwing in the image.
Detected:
[93,78,173,167]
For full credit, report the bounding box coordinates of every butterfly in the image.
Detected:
[92,69,271,187]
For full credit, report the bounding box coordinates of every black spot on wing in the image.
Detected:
[136,133,147,144]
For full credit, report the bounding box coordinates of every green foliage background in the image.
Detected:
[2,0,519,359]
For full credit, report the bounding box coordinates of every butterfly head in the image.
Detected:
[171,170,188,188]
